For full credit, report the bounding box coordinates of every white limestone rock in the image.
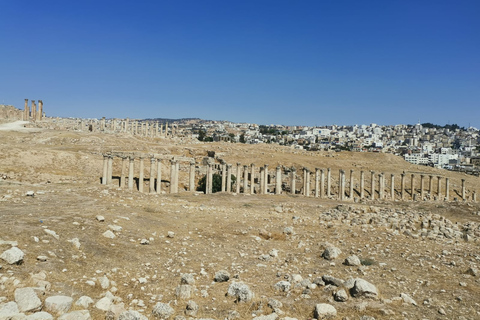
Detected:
[175,285,192,299]
[351,278,378,299]
[14,287,42,312]
[75,296,94,309]
[102,230,116,239]
[151,302,174,319]
[25,312,54,319]
[322,246,342,260]
[43,229,59,240]
[314,303,337,319]
[253,314,279,320]
[334,289,349,302]
[0,302,20,319]
[118,310,148,320]
[57,310,91,320]
[274,281,291,292]
[226,282,254,302]
[44,296,73,315]
[180,273,195,285]
[344,255,361,266]
[1,247,25,265]
[99,275,110,289]
[214,270,230,282]
[95,296,112,312]
[96,215,105,222]
[400,293,417,306]
[67,238,81,250]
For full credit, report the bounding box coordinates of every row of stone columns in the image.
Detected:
[92,119,177,137]
[102,155,195,194]
[101,156,476,202]
[23,99,43,121]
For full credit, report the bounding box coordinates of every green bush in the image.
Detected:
[197,173,236,193]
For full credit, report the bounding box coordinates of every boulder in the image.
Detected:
[152,302,174,319]
[75,296,94,309]
[25,312,54,320]
[274,280,291,292]
[322,246,341,260]
[0,302,21,319]
[351,279,378,299]
[57,310,91,320]
[15,287,42,312]
[314,303,337,319]
[227,282,254,302]
[44,296,73,315]
[214,270,230,282]
[1,247,25,264]
[344,255,361,266]
[118,310,148,320]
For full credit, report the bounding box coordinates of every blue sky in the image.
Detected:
[1,1,479,127]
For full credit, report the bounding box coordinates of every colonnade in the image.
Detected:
[84,118,177,137]
[101,155,477,202]
[102,153,195,194]
[23,99,43,121]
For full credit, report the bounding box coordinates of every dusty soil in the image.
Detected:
[1,121,480,320]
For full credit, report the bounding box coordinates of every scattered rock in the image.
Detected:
[334,289,349,302]
[185,300,198,317]
[314,303,337,319]
[15,287,42,312]
[350,279,378,299]
[400,293,417,306]
[25,311,54,319]
[152,302,174,319]
[118,310,148,320]
[180,273,195,285]
[75,296,94,309]
[57,310,91,320]
[214,270,230,282]
[102,230,116,239]
[322,246,341,260]
[227,282,254,302]
[344,255,361,266]
[0,246,25,264]
[44,296,73,315]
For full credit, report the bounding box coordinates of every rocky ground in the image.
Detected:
[1,122,480,320]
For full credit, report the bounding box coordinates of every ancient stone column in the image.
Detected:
[236,163,242,194]
[276,166,282,195]
[243,165,249,193]
[378,173,384,199]
[264,165,269,194]
[320,169,325,198]
[473,191,477,202]
[390,174,395,200]
[38,100,43,121]
[102,155,108,185]
[370,171,375,200]
[189,161,195,192]
[437,176,442,200]
[302,168,307,196]
[170,160,176,194]
[339,170,345,201]
[327,168,331,197]
[250,164,255,194]
[360,170,365,199]
[400,173,405,200]
[120,157,126,188]
[410,174,415,200]
[156,160,162,194]
[445,178,450,201]
[149,158,156,193]
[428,175,433,197]
[226,164,232,192]
[461,179,466,201]
[259,167,264,195]
[125,118,129,133]
[349,169,354,200]
[31,100,36,122]
[107,156,113,185]
[128,157,135,190]
[305,168,310,197]
[207,162,213,194]
[291,167,296,195]
[100,117,106,131]
[314,168,320,198]
[419,174,425,199]
[174,160,180,193]
[138,158,144,192]
[24,99,29,120]
[221,162,227,192]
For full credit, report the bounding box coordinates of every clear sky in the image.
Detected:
[1,1,479,127]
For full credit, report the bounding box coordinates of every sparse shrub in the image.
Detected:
[360,258,376,266]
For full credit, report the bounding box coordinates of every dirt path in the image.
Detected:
[0,120,41,132]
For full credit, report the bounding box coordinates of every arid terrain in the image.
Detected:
[1,119,480,320]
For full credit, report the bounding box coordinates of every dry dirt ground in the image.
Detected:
[1,121,480,320]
